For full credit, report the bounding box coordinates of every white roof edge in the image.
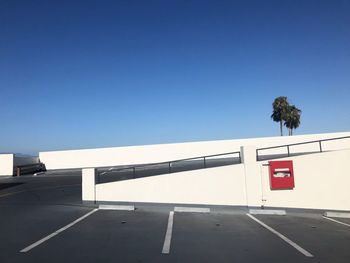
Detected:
[39,131,350,155]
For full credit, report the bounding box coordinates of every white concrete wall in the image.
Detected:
[259,149,350,211]
[0,154,14,176]
[96,164,246,206]
[0,155,40,176]
[241,146,262,207]
[86,147,350,211]
[82,168,96,202]
[40,131,350,170]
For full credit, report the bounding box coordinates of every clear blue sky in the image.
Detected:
[1,0,349,155]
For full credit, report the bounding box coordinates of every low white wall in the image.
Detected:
[0,154,14,176]
[85,147,350,211]
[41,132,350,170]
[0,155,40,176]
[82,168,96,202]
[259,149,350,211]
[96,164,246,206]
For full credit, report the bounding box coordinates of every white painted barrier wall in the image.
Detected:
[41,132,350,170]
[0,154,40,176]
[0,154,14,176]
[95,164,246,206]
[83,146,350,211]
[82,168,96,202]
[259,149,350,211]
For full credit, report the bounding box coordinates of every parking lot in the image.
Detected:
[1,173,350,263]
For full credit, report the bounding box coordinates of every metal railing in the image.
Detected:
[97,151,241,184]
[256,135,350,161]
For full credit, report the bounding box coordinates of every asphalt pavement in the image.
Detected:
[1,172,350,263]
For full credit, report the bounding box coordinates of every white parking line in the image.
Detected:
[99,205,134,211]
[249,209,286,215]
[174,207,210,213]
[324,212,350,218]
[246,214,314,257]
[323,216,350,227]
[20,209,99,253]
[162,211,174,254]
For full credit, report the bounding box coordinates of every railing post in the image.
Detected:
[319,141,323,152]
[287,145,290,157]
[204,157,206,168]
[168,162,171,173]
[16,167,21,177]
[133,167,136,178]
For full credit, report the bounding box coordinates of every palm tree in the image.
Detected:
[271,96,289,136]
[284,105,301,135]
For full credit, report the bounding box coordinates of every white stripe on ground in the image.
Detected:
[174,207,210,213]
[246,214,314,257]
[99,205,134,211]
[20,209,99,253]
[249,209,286,215]
[323,216,350,227]
[324,212,350,218]
[162,211,174,254]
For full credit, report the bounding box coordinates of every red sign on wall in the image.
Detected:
[268,160,295,190]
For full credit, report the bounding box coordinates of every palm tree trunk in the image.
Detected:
[280,121,283,136]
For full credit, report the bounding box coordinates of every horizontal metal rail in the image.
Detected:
[97,151,241,183]
[103,151,241,173]
[256,135,350,161]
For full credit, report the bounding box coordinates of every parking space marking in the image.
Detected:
[246,214,314,257]
[324,212,350,218]
[99,205,134,211]
[174,207,210,213]
[20,209,99,253]
[249,209,286,215]
[323,216,350,227]
[162,211,174,254]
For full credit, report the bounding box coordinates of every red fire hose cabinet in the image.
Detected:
[268,160,295,190]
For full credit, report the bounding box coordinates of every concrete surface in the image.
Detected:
[39,132,350,170]
[1,171,350,262]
